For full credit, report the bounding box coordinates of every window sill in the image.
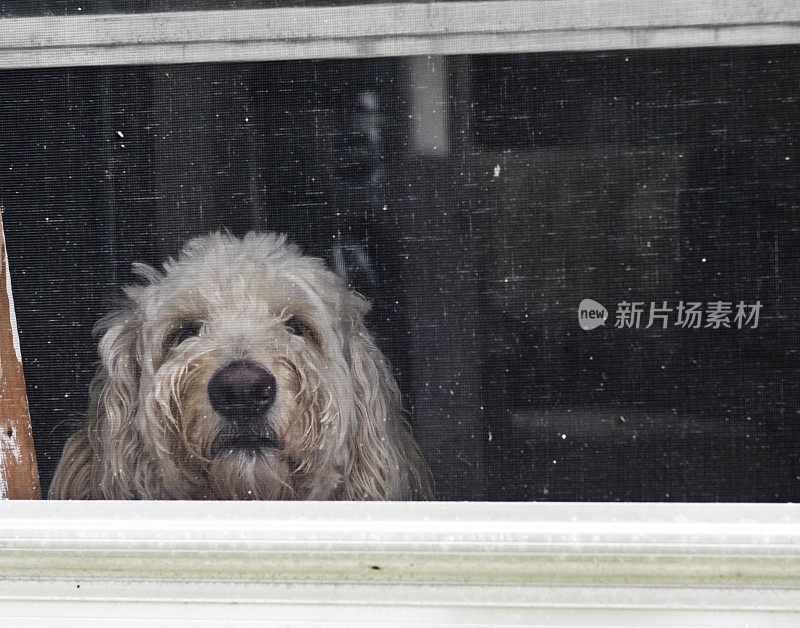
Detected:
[1,501,799,625]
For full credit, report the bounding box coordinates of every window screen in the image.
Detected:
[1,47,797,500]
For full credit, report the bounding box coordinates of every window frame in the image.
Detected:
[2,501,800,624]
[1,1,800,623]
[1,0,799,68]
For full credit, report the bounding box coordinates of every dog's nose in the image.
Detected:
[208,361,276,420]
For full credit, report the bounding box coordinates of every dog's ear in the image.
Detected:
[339,294,432,500]
[49,302,154,499]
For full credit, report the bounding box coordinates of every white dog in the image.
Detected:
[49,232,431,500]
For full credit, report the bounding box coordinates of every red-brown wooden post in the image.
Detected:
[0,211,41,499]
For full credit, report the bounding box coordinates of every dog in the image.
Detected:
[49,232,431,500]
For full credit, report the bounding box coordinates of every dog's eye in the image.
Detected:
[285,315,317,344]
[167,321,202,348]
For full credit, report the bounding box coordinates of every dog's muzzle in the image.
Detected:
[208,360,279,454]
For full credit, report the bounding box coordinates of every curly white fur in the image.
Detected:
[49,232,431,500]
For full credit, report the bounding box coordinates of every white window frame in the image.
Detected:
[1,2,799,625]
[2,501,800,625]
[1,0,799,67]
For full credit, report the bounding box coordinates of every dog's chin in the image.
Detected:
[209,435,280,458]
[205,449,296,500]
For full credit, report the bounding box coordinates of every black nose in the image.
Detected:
[207,361,276,420]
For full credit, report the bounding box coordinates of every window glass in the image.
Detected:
[2,47,797,500]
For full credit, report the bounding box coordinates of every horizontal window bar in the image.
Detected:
[0,0,799,68]
[2,501,800,585]
[2,502,800,624]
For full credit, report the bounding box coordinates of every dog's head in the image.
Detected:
[51,232,429,500]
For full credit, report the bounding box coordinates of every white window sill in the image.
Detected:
[1,501,799,625]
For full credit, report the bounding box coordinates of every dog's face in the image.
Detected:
[56,232,426,500]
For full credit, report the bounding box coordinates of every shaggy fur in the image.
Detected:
[49,232,431,500]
